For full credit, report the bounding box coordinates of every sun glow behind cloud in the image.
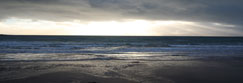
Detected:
[0,18,241,36]
[0,0,243,36]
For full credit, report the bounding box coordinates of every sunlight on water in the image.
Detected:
[0,36,243,61]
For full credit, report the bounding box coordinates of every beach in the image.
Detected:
[1,59,243,83]
[0,36,243,83]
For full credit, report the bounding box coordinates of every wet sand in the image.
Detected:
[1,59,243,83]
[1,72,136,83]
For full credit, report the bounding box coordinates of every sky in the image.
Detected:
[0,0,243,36]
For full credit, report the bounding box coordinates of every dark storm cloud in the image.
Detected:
[0,0,243,26]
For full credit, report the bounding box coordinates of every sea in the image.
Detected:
[1,35,243,61]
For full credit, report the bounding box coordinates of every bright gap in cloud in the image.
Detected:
[0,18,240,36]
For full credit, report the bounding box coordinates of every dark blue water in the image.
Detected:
[1,35,243,45]
[0,35,243,61]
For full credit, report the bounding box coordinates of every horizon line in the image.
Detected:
[1,34,243,37]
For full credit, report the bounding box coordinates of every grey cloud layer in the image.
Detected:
[0,0,243,26]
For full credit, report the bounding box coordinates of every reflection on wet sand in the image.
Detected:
[1,58,243,83]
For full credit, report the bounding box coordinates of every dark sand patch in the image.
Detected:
[154,61,243,83]
[0,72,137,83]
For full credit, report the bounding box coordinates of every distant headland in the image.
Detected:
[0,34,6,36]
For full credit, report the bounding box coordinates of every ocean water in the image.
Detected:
[1,35,243,61]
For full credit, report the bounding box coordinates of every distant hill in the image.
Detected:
[0,34,9,36]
